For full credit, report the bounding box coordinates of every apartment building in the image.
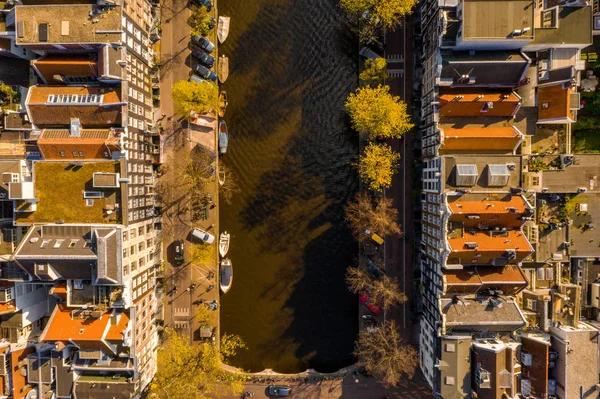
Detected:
[0,1,161,397]
[417,0,596,396]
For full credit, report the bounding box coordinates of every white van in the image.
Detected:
[191,227,215,244]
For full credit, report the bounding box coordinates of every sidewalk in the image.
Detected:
[158,0,221,346]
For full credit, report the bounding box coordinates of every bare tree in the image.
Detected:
[354,320,418,386]
[346,266,407,311]
[345,194,402,239]
[218,164,240,205]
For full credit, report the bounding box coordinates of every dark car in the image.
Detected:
[364,258,384,278]
[191,0,213,11]
[194,64,217,82]
[267,385,291,397]
[192,49,215,68]
[173,240,184,266]
[192,35,215,53]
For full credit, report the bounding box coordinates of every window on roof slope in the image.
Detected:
[46,94,103,105]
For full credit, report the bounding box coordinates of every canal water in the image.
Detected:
[218,0,359,373]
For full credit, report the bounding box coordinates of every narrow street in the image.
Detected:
[158,0,221,344]
[383,17,417,344]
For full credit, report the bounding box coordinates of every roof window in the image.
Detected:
[487,164,511,187]
[455,164,478,186]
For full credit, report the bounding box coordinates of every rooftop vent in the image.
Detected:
[61,21,69,36]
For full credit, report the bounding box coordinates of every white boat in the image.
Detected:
[219,231,230,257]
[220,258,233,294]
[217,16,230,44]
[218,120,228,155]
[218,55,229,84]
[218,165,226,186]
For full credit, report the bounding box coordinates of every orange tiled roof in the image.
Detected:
[106,312,130,341]
[38,129,120,160]
[448,230,532,265]
[449,196,530,228]
[27,86,122,127]
[32,55,98,85]
[440,127,521,152]
[40,304,129,347]
[538,84,572,122]
[11,346,35,399]
[438,92,521,117]
[444,265,528,295]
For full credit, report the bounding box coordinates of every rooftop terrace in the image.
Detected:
[15,4,122,45]
[15,161,121,224]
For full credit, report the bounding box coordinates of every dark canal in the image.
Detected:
[218,0,359,373]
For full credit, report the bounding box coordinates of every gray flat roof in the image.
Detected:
[440,51,529,87]
[540,155,600,193]
[462,0,535,40]
[532,6,592,46]
[443,155,522,192]
[441,297,526,332]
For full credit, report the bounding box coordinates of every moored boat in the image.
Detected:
[218,164,226,186]
[217,55,229,83]
[219,231,230,257]
[217,16,230,44]
[220,258,233,294]
[219,91,228,118]
[218,120,228,155]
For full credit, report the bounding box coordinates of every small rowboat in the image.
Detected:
[217,55,229,84]
[219,91,228,118]
[217,16,230,44]
[218,120,228,155]
[218,164,226,186]
[220,258,233,294]
[219,231,230,257]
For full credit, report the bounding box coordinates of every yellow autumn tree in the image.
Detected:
[149,329,245,398]
[358,143,399,191]
[345,85,413,140]
[172,80,219,117]
[340,0,418,30]
[360,57,388,85]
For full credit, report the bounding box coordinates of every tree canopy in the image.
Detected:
[354,320,418,386]
[149,330,245,398]
[358,143,399,191]
[188,5,213,36]
[345,85,413,140]
[172,80,219,117]
[345,194,402,239]
[340,0,418,32]
[346,266,406,311]
[360,57,388,85]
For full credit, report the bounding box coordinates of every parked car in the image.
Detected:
[192,35,215,53]
[173,240,184,266]
[194,64,218,82]
[189,74,207,84]
[192,49,215,68]
[360,293,382,316]
[191,227,215,244]
[267,385,291,397]
[364,258,384,278]
[191,0,213,11]
[359,46,381,60]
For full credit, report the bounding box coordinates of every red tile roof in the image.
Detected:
[448,196,531,228]
[11,346,35,399]
[448,230,532,265]
[40,304,129,350]
[440,127,522,152]
[38,128,121,159]
[538,84,573,122]
[438,92,521,117]
[444,265,528,295]
[26,86,122,127]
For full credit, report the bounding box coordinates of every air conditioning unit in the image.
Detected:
[521,350,532,366]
